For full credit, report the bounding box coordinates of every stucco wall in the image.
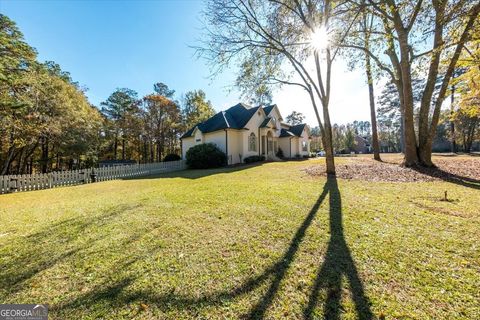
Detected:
[242,108,266,158]
[278,138,292,158]
[227,130,243,164]
[291,137,300,156]
[299,128,310,156]
[204,131,226,151]
[182,137,195,159]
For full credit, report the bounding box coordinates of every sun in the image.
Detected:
[310,26,329,50]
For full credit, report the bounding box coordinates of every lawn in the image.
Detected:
[0,155,479,319]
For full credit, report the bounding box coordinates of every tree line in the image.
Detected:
[0,14,215,175]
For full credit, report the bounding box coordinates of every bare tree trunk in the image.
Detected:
[397,31,418,166]
[365,53,381,161]
[419,2,480,166]
[450,84,456,153]
[41,136,49,173]
[1,146,16,175]
[114,133,118,160]
[122,137,126,160]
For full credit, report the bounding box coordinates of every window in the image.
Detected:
[248,132,257,151]
[302,141,308,151]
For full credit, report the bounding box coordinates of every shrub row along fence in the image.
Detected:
[0,160,187,194]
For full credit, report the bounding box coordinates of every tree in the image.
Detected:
[199,0,358,174]
[0,14,37,111]
[100,88,138,160]
[361,11,381,161]
[341,8,381,160]
[310,126,323,152]
[182,90,216,129]
[448,34,480,152]
[342,0,480,166]
[285,111,305,125]
[142,94,181,162]
[153,82,175,98]
[344,125,356,152]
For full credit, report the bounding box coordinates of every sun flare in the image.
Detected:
[311,26,329,50]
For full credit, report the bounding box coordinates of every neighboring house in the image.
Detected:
[180,103,311,165]
[352,135,371,154]
[99,160,136,167]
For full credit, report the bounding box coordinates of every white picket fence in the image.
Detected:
[0,160,186,194]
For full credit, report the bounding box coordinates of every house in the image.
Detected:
[352,135,371,154]
[180,103,311,165]
[98,160,137,167]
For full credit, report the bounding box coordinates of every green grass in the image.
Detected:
[0,157,479,319]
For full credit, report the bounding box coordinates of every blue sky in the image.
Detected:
[1,0,371,125]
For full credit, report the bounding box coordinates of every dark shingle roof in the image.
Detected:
[279,129,295,137]
[180,102,309,140]
[289,124,306,137]
[181,126,196,139]
[279,124,306,138]
[259,117,272,128]
[181,103,260,139]
[263,104,275,115]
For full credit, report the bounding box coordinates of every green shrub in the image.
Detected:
[244,155,265,163]
[186,143,227,169]
[276,148,284,158]
[163,153,181,162]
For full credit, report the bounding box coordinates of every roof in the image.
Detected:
[279,129,295,137]
[288,124,306,137]
[263,104,275,115]
[259,117,273,128]
[181,103,260,139]
[181,102,308,139]
[279,124,307,138]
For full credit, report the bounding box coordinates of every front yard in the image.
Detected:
[0,156,479,319]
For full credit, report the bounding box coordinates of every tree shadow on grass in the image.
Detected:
[409,165,480,190]
[53,187,330,316]
[52,176,373,319]
[303,175,373,320]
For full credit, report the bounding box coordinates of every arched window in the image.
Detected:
[248,132,257,151]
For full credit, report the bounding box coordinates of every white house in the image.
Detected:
[180,103,311,165]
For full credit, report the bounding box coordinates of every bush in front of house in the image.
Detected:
[276,148,284,158]
[244,155,265,163]
[186,143,227,169]
[163,153,181,162]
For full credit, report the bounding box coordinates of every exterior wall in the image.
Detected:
[291,137,300,157]
[204,130,226,151]
[242,108,266,159]
[181,129,248,165]
[181,128,208,159]
[227,130,243,164]
[181,137,195,159]
[298,128,310,156]
[278,137,292,158]
[265,106,283,137]
[194,128,203,143]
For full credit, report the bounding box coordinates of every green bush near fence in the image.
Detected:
[185,143,227,169]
